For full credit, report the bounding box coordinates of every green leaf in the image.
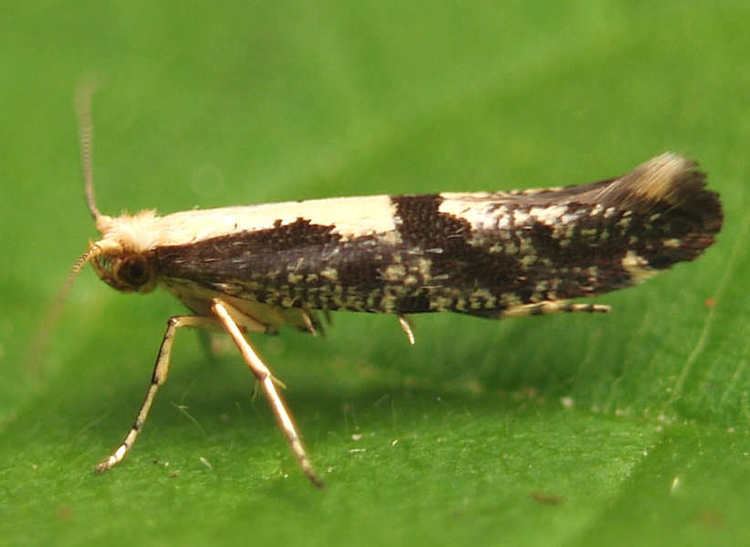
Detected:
[2,1,748,546]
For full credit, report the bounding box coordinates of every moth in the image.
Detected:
[64,85,722,487]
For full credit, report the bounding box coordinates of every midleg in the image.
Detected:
[210,298,324,488]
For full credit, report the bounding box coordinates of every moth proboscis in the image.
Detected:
[59,84,722,487]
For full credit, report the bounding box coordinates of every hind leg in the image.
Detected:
[500,301,611,318]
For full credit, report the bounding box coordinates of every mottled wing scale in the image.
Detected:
[150,154,721,325]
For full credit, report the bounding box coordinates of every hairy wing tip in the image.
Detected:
[626,152,705,204]
[602,153,721,232]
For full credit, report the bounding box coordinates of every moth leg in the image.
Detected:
[500,301,611,318]
[398,315,416,345]
[301,308,323,337]
[96,315,217,473]
[210,298,324,488]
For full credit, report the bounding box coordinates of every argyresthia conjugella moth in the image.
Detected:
[62,84,722,487]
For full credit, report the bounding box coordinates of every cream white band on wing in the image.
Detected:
[96,195,399,252]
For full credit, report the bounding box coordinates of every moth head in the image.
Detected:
[89,241,157,293]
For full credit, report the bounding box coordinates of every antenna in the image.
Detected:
[29,82,107,379]
[29,244,102,378]
[75,78,102,222]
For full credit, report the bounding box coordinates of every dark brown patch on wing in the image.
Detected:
[392,195,522,290]
[155,218,340,278]
[154,216,396,311]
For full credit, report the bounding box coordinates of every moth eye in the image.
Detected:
[116,256,151,288]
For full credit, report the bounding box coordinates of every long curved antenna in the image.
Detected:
[29,81,106,379]
[28,245,103,378]
[75,79,102,222]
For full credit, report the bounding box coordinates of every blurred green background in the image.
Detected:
[1,2,749,546]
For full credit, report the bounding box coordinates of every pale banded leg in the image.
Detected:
[300,308,321,336]
[398,315,416,345]
[211,298,324,488]
[96,315,218,472]
[500,301,611,319]
[197,305,271,358]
